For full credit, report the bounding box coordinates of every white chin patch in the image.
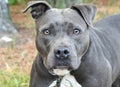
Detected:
[53,69,70,76]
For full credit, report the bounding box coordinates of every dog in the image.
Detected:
[24,1,120,87]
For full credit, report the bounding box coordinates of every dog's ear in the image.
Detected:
[23,1,52,19]
[71,4,97,27]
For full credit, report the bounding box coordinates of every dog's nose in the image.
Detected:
[54,48,70,59]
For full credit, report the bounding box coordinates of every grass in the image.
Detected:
[0,42,35,87]
[0,70,29,87]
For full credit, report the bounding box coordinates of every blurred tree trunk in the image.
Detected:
[0,0,17,33]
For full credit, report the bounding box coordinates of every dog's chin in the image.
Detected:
[49,66,72,76]
[53,69,70,76]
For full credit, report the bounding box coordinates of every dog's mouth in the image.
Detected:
[49,67,70,76]
[49,65,73,76]
[54,65,69,69]
[53,69,70,76]
[47,47,79,76]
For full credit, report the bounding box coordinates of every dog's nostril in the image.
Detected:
[56,50,61,55]
[55,49,61,58]
[55,48,70,59]
[64,49,69,54]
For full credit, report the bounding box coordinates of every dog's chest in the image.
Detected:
[49,74,82,87]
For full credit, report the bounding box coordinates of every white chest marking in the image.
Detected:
[49,74,82,87]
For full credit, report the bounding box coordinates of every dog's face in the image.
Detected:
[24,1,96,75]
[36,8,89,73]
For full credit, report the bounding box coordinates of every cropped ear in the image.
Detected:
[71,4,97,27]
[23,1,52,19]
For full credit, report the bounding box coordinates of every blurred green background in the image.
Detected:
[8,0,117,7]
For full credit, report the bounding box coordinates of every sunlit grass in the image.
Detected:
[0,70,29,87]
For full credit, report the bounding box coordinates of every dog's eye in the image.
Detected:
[73,28,81,35]
[43,29,50,35]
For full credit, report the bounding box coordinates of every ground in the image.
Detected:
[0,5,36,87]
[0,3,120,87]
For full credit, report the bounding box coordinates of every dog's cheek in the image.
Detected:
[36,37,49,57]
[75,33,89,57]
[46,51,55,69]
[71,56,81,70]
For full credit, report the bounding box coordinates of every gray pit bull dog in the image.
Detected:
[24,1,120,87]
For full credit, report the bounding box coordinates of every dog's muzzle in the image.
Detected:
[54,47,70,60]
[48,47,73,76]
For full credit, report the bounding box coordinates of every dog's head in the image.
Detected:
[24,1,96,75]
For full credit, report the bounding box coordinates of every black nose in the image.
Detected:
[54,48,70,59]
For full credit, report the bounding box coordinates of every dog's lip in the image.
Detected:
[49,66,73,75]
[54,66,69,69]
[49,66,71,76]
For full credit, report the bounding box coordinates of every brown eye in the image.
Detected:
[73,28,81,35]
[43,29,50,35]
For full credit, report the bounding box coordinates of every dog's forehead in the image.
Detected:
[38,8,86,26]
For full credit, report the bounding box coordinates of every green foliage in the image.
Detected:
[17,0,26,4]
[0,70,29,87]
[83,0,116,5]
[8,0,117,6]
[54,0,65,8]
[46,0,66,8]
[8,0,15,5]
[8,0,26,5]
[83,0,92,3]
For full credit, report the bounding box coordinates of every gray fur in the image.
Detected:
[24,1,120,87]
